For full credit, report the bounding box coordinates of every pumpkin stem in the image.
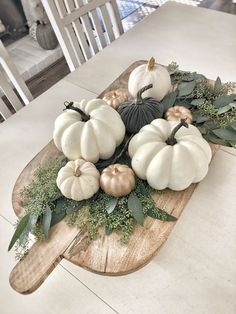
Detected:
[113,167,119,174]
[166,119,189,145]
[147,57,156,71]
[64,101,90,122]
[136,84,153,103]
[75,167,81,177]
[111,134,134,164]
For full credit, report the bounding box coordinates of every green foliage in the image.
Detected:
[21,159,66,217]
[166,62,236,147]
[67,179,176,245]
[8,213,31,251]
[161,91,178,111]
[128,192,144,225]
[105,197,118,214]
[10,156,176,259]
[10,159,67,258]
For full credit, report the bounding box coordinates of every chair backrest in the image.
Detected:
[41,0,124,72]
[0,40,33,121]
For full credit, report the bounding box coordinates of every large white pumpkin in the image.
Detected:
[53,100,125,163]
[128,57,171,102]
[128,119,212,191]
[57,159,100,201]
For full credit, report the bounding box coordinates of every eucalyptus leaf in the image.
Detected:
[128,192,144,226]
[203,120,218,130]
[42,206,52,238]
[196,115,210,124]
[217,104,232,115]
[182,72,197,82]
[178,81,196,97]
[197,126,207,135]
[147,207,177,222]
[27,214,39,230]
[230,121,236,131]
[54,197,67,213]
[213,94,236,108]
[8,213,31,251]
[105,226,113,236]
[50,210,66,227]
[138,180,149,195]
[214,76,221,90]
[212,127,236,141]
[194,74,206,81]
[204,133,230,146]
[191,98,205,106]
[192,112,209,123]
[177,100,192,109]
[105,197,118,214]
[161,91,177,111]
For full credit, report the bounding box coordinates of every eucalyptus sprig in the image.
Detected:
[165,62,236,147]
[9,159,177,258]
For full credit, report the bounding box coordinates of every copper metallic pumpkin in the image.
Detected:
[165,106,192,124]
[103,89,130,109]
[100,164,135,197]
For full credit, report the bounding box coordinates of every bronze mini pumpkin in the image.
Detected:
[165,105,193,124]
[100,164,135,197]
[103,89,130,109]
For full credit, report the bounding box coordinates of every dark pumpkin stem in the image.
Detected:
[166,119,189,145]
[111,134,134,164]
[136,84,153,103]
[64,101,90,122]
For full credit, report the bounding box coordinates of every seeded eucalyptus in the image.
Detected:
[166,62,236,147]
[9,160,176,259]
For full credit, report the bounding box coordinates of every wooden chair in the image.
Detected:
[0,40,33,121]
[41,0,124,72]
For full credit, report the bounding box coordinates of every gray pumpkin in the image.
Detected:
[36,21,58,50]
[117,84,164,134]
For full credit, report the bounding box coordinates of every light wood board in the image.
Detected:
[10,61,218,294]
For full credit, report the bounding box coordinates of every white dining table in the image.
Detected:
[1,2,236,314]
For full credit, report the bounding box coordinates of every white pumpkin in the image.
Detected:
[56,159,100,201]
[128,119,212,191]
[53,100,125,163]
[128,57,171,102]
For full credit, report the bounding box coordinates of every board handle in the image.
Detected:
[9,221,79,294]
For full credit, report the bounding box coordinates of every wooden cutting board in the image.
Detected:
[10,61,218,294]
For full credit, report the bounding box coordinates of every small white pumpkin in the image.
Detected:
[56,159,100,201]
[128,57,171,102]
[53,100,125,163]
[128,119,212,191]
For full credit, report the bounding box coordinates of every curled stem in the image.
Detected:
[111,134,134,164]
[136,84,153,103]
[166,119,189,145]
[64,101,90,122]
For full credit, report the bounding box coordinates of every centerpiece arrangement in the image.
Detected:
[9,58,236,293]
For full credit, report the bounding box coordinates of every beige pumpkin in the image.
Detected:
[100,164,135,197]
[165,106,193,124]
[103,89,130,109]
[128,57,171,101]
[129,118,212,191]
[53,100,125,163]
[56,159,100,201]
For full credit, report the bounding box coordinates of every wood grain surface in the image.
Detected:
[10,61,218,294]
